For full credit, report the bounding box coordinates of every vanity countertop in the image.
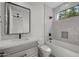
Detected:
[0,39,38,50]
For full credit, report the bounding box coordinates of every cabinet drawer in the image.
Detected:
[6,47,38,57]
[28,53,38,57]
[7,50,26,57]
[21,47,38,57]
[26,47,38,56]
[3,41,37,55]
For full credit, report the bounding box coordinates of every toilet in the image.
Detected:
[38,45,51,57]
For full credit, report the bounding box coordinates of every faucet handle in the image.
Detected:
[49,38,52,43]
[49,33,51,36]
[49,38,52,40]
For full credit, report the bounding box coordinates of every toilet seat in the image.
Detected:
[38,45,51,57]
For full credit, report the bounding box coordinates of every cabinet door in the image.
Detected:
[6,47,38,57]
[26,47,38,57]
[6,50,27,57]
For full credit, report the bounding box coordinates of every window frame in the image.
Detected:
[56,4,79,20]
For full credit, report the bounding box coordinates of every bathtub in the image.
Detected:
[46,39,79,57]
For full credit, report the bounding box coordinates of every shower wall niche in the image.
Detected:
[5,2,30,34]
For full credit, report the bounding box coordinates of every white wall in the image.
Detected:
[0,3,1,40]
[1,2,44,45]
[46,2,79,57]
[28,2,45,45]
[52,16,79,45]
[52,2,79,45]
[44,5,53,42]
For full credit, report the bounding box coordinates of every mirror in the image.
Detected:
[5,2,30,34]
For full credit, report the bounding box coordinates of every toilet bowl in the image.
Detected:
[38,45,51,57]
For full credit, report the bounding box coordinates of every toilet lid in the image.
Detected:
[39,45,51,52]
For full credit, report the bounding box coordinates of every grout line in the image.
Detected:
[44,4,45,44]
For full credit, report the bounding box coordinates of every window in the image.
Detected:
[56,4,79,20]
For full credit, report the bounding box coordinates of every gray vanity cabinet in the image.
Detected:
[0,40,38,57]
[7,47,38,57]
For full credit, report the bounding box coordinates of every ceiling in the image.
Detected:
[29,2,64,8]
[44,2,64,8]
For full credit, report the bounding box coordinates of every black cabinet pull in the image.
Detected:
[21,54,27,57]
[24,54,27,56]
[0,55,4,57]
[0,52,4,54]
[0,52,4,57]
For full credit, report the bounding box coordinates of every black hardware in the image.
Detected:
[49,16,53,19]
[0,52,4,57]
[17,13,20,18]
[19,34,21,39]
[49,38,52,43]
[22,54,27,57]
[24,54,27,56]
[0,54,4,57]
[21,54,27,57]
[49,38,52,40]
[49,33,51,36]
[0,52,4,54]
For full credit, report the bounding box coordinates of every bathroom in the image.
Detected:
[0,0,79,58]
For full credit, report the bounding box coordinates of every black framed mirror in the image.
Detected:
[5,2,31,35]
